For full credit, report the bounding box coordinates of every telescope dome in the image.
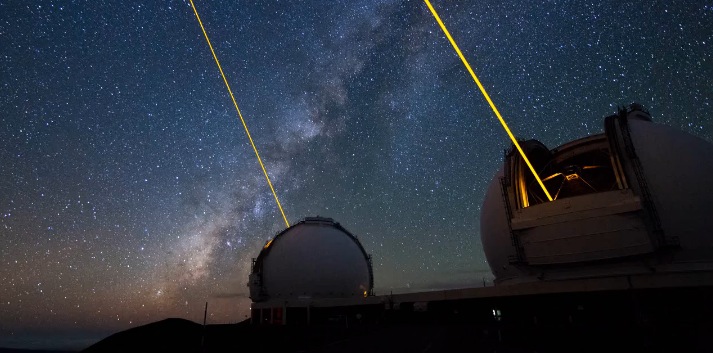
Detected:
[248,217,373,302]
[481,104,713,283]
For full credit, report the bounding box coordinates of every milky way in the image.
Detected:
[1,0,711,349]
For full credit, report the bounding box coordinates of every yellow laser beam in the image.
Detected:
[189,0,291,226]
[423,0,553,202]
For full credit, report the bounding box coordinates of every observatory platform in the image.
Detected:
[245,105,713,350]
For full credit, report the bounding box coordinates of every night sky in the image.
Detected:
[1,0,711,349]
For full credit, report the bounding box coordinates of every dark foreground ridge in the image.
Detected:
[82,319,531,353]
[82,287,713,353]
[0,349,76,353]
[82,318,202,352]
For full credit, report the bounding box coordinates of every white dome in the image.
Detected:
[249,217,373,302]
[628,117,713,261]
[481,167,518,280]
[481,104,713,283]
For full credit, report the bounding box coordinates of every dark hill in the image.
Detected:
[82,318,202,353]
[79,318,375,353]
[0,350,76,353]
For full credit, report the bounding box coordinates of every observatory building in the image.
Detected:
[243,105,712,350]
[481,103,713,284]
[248,217,375,324]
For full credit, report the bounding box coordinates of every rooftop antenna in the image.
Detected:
[201,301,208,352]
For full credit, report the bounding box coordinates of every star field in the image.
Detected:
[1,0,711,349]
